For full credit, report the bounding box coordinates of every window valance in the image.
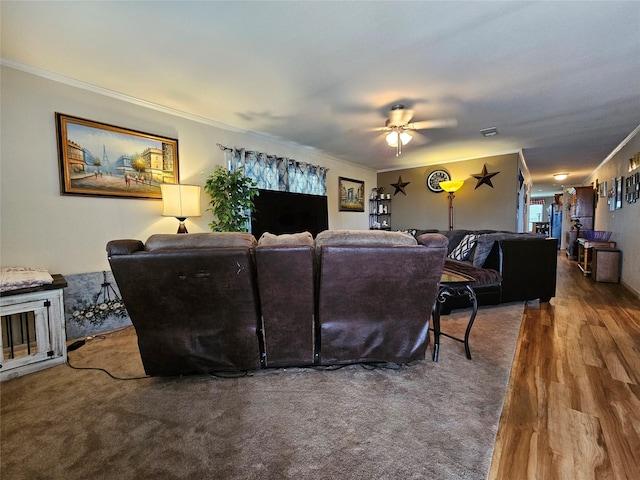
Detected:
[217,144,328,196]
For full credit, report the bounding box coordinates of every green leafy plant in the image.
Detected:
[203,166,259,232]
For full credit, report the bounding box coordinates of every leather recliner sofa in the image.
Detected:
[415,229,558,312]
[107,230,448,376]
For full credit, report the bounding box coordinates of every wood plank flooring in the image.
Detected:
[489,252,640,479]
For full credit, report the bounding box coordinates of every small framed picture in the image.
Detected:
[339,177,365,212]
[599,180,607,198]
[616,176,623,209]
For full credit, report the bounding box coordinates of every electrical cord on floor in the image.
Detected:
[208,370,250,379]
[66,334,150,381]
[359,362,408,371]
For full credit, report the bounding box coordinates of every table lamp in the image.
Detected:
[160,184,201,233]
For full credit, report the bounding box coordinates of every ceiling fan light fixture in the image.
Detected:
[385,130,412,147]
[553,173,569,181]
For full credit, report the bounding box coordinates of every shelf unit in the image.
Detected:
[566,186,595,259]
[369,197,391,230]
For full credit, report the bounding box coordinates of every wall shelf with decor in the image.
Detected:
[369,196,391,230]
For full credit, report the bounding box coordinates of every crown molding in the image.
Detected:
[1,58,368,169]
[594,124,640,172]
[0,58,246,133]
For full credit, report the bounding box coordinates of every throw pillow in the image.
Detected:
[257,231,314,246]
[448,233,478,261]
[442,229,471,256]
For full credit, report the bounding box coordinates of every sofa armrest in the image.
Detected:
[415,233,449,250]
[106,239,144,256]
[494,238,558,303]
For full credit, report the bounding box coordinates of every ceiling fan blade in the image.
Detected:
[407,119,458,130]
[368,126,390,132]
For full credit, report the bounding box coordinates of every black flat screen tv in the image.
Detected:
[251,189,328,239]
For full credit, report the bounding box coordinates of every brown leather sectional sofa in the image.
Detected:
[414,229,558,312]
[106,230,448,376]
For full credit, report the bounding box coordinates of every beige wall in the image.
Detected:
[0,65,376,275]
[585,127,640,296]
[377,153,521,232]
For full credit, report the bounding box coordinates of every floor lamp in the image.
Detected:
[439,180,464,231]
[160,184,202,233]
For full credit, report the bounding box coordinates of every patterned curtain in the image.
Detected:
[225,147,327,195]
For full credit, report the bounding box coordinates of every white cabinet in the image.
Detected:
[1,276,67,381]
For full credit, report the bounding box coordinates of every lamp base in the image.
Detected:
[448,193,455,231]
[176,217,188,234]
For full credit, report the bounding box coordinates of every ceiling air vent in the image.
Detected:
[480,126,498,137]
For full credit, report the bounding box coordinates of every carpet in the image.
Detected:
[0,302,524,480]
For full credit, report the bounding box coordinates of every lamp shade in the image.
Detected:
[161,184,201,218]
[439,180,464,193]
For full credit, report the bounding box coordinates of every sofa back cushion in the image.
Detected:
[145,232,257,251]
[316,229,416,246]
[257,231,314,246]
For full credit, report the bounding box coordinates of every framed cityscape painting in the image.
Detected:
[339,177,365,212]
[56,113,179,199]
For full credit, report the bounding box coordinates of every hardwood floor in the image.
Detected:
[489,252,640,479]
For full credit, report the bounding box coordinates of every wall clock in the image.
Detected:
[426,169,451,192]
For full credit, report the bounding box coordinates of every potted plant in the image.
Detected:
[204,166,259,232]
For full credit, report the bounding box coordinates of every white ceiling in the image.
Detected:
[2,1,639,196]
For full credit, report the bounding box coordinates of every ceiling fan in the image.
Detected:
[374,104,457,156]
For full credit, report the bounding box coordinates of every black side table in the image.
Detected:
[431,269,477,361]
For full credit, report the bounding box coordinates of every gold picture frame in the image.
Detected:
[56,113,179,199]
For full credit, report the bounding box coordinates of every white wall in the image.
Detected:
[585,126,640,296]
[0,65,376,275]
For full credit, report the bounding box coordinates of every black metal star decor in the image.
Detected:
[391,176,411,195]
[472,164,499,189]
